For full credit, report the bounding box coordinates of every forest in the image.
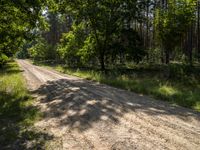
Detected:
[1,0,200,149]
[13,0,199,68]
[0,0,198,66]
[1,0,200,109]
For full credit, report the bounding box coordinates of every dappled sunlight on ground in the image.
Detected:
[17,60,200,149]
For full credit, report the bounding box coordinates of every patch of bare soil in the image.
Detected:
[17,60,200,150]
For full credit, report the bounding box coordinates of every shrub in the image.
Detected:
[0,53,9,67]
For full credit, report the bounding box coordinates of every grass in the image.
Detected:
[33,60,200,112]
[0,61,51,149]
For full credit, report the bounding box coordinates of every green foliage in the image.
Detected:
[16,43,32,59]
[58,23,92,66]
[0,0,47,61]
[155,0,196,56]
[0,53,9,67]
[168,63,200,81]
[55,0,145,70]
[147,48,162,63]
[78,34,96,64]
[29,38,47,61]
[28,37,57,61]
[120,29,146,63]
[0,61,48,149]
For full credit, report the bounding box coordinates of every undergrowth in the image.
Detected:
[0,61,52,149]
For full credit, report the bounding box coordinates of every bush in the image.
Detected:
[168,63,195,80]
[28,37,58,61]
[57,22,92,67]
[0,53,9,67]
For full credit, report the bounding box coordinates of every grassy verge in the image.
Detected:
[0,61,51,149]
[33,61,200,112]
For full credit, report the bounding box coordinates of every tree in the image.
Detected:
[55,0,145,70]
[58,22,89,66]
[155,0,196,64]
[0,0,46,61]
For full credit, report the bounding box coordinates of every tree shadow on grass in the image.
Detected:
[0,63,24,76]
[0,91,53,150]
[33,78,200,133]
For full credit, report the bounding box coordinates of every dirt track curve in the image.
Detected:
[17,59,200,150]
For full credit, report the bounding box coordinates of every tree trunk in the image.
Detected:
[165,49,170,64]
[161,49,165,64]
[100,54,105,71]
[197,0,200,61]
[146,0,150,62]
[188,24,193,66]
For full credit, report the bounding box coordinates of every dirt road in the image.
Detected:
[17,59,200,150]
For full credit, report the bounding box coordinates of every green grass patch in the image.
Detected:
[33,60,200,112]
[0,61,51,149]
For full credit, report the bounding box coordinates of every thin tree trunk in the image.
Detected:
[189,24,193,65]
[197,0,200,61]
[100,54,105,71]
[165,49,170,64]
[146,0,150,62]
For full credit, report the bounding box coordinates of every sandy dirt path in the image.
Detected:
[17,59,200,150]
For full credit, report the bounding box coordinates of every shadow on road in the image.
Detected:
[33,78,200,132]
